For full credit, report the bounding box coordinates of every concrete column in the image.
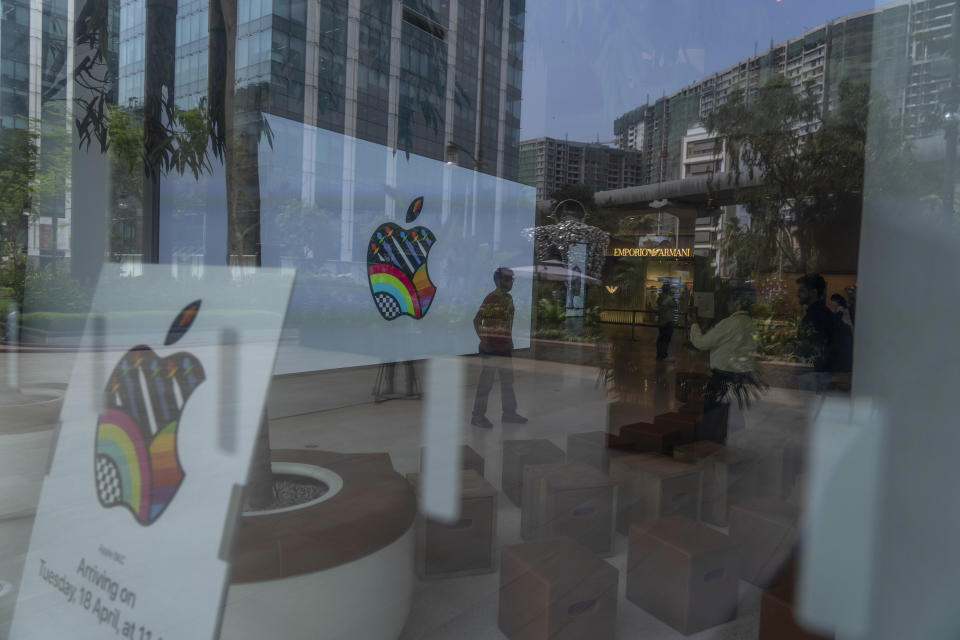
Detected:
[343,0,361,137]
[440,0,458,226]
[301,0,321,205]
[384,0,402,221]
[495,0,510,179]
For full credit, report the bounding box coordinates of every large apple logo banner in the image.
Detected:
[367,197,437,320]
[10,265,295,640]
[94,301,205,526]
[247,115,537,373]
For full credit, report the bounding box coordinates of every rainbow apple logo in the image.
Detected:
[94,300,206,526]
[367,196,437,320]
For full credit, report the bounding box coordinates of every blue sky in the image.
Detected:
[519,0,880,142]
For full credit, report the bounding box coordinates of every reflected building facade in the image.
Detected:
[609,0,953,274]
[518,136,643,202]
[1,0,74,260]
[107,0,525,271]
[116,0,523,179]
[614,0,949,186]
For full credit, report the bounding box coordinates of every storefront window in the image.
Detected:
[2,1,958,639]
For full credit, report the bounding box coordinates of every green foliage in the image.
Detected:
[0,253,27,308]
[718,215,779,278]
[753,315,800,362]
[104,101,221,180]
[707,75,913,274]
[536,295,566,330]
[23,262,93,313]
[0,126,38,228]
[0,127,38,310]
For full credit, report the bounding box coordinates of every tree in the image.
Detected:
[705,75,912,274]
[705,75,820,272]
[0,127,38,305]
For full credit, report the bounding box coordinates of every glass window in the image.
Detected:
[5,2,959,640]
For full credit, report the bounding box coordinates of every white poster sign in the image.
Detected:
[11,264,295,640]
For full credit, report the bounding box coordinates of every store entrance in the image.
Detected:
[600,257,697,330]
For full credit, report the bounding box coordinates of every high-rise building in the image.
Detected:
[518,136,643,201]
[87,0,526,273]
[116,0,524,180]
[609,1,950,275]
[0,0,75,260]
[613,0,946,186]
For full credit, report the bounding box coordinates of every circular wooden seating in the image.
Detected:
[231,449,417,583]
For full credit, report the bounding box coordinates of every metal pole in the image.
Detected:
[942,0,960,217]
[5,303,18,389]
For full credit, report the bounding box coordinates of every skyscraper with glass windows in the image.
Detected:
[116,0,524,180]
[0,0,74,259]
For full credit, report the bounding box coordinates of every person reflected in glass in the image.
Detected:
[844,285,857,325]
[795,274,836,391]
[689,288,765,443]
[375,360,419,402]
[830,293,854,375]
[471,267,527,428]
[655,283,675,360]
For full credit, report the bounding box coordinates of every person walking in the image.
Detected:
[689,288,765,443]
[795,274,837,391]
[844,285,857,324]
[471,267,527,428]
[830,293,854,374]
[655,283,676,360]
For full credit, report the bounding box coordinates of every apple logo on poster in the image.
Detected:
[367,197,437,320]
[94,300,206,526]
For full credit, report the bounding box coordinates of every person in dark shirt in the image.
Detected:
[655,283,676,360]
[844,285,857,325]
[471,267,527,428]
[829,293,854,374]
[795,273,836,391]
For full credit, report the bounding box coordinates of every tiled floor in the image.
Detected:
[266,344,815,639]
[0,336,821,639]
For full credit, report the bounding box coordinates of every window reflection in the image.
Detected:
[3,0,960,639]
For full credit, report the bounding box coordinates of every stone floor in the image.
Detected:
[0,331,822,639]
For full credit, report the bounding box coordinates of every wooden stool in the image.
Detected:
[565,431,627,474]
[502,439,565,506]
[760,565,833,639]
[521,462,616,555]
[499,538,618,640]
[620,421,687,455]
[728,430,787,499]
[673,442,757,526]
[679,399,705,415]
[653,412,699,442]
[606,400,646,436]
[610,453,700,534]
[627,516,739,635]
[406,470,498,579]
[419,444,485,477]
[729,499,798,587]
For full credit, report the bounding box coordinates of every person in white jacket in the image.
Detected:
[689,289,766,442]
